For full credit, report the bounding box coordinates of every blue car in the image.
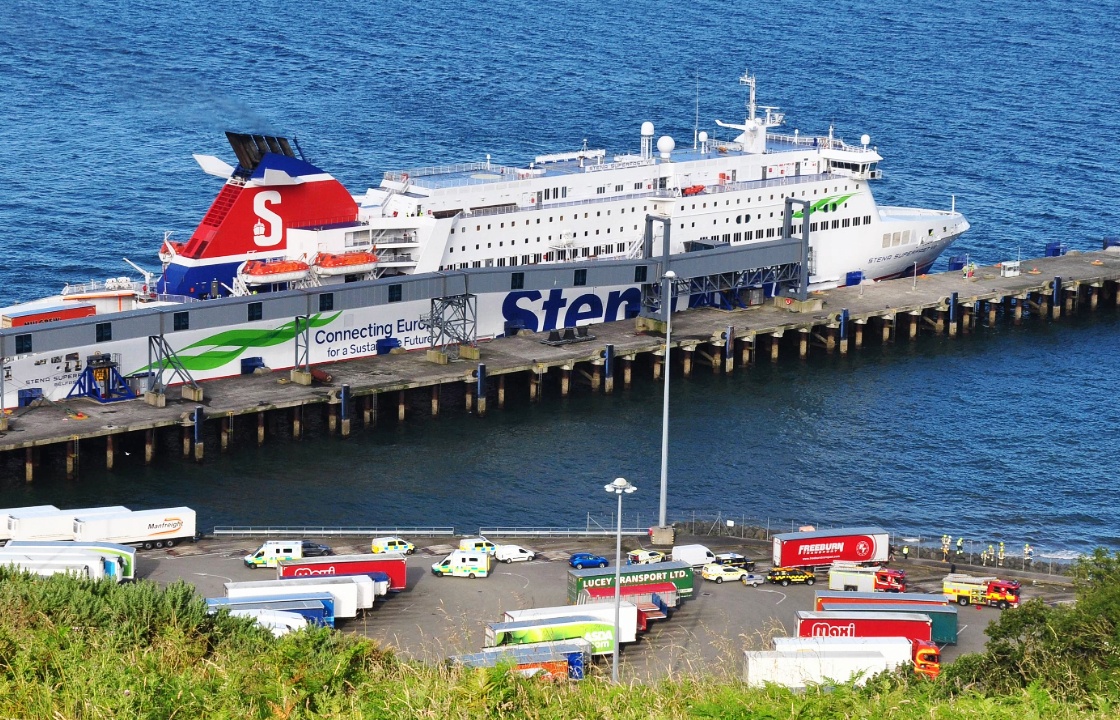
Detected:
[569,552,608,569]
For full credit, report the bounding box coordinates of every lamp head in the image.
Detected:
[664,270,677,280]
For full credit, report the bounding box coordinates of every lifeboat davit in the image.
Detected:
[238,259,311,285]
[681,184,705,197]
[311,251,379,277]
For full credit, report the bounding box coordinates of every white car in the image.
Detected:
[494,544,537,563]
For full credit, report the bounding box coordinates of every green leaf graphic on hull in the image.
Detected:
[792,193,855,219]
[495,622,614,653]
[129,313,340,374]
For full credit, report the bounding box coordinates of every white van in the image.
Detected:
[494,544,536,563]
[432,550,492,578]
[458,537,498,555]
[671,544,716,568]
[244,541,302,568]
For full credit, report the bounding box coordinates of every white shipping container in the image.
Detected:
[743,650,894,689]
[0,547,127,582]
[0,506,59,541]
[73,507,196,548]
[225,578,362,618]
[8,506,130,541]
[228,608,309,637]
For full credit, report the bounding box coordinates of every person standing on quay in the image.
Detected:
[956,537,964,558]
[1024,543,1034,568]
[998,542,1005,567]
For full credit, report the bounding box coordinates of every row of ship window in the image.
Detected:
[449,184,861,234]
[439,213,875,270]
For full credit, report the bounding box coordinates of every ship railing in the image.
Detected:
[766,132,877,154]
[62,278,145,295]
[150,292,200,304]
[477,526,650,538]
[212,525,456,538]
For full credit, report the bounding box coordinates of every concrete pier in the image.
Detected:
[2,251,1119,479]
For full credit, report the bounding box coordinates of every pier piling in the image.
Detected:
[146,428,156,462]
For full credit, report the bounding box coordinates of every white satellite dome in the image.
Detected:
[698,131,708,142]
[861,134,871,146]
[657,135,675,157]
[641,121,655,137]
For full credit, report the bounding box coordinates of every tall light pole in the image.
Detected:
[604,476,636,684]
[658,270,676,529]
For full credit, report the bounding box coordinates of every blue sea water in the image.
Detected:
[0,0,1117,552]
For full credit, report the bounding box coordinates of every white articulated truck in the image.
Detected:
[0,506,59,541]
[8,506,130,541]
[0,545,130,582]
[72,507,197,549]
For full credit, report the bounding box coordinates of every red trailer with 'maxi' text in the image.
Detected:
[796,610,932,645]
[277,553,408,591]
[772,527,890,568]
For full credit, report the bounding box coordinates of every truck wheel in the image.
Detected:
[781,579,790,587]
[806,578,815,586]
[155,541,164,549]
[716,577,723,584]
[958,596,970,606]
[143,542,153,550]
[164,539,175,548]
[998,600,1009,610]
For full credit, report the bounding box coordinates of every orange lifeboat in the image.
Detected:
[238,259,311,285]
[158,239,186,263]
[681,184,705,196]
[311,250,379,277]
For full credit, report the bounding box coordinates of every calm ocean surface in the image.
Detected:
[0,0,1117,553]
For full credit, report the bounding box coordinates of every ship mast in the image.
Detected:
[739,70,757,123]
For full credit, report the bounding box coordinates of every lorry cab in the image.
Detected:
[458,537,497,555]
[912,640,941,679]
[432,550,492,578]
[245,541,302,568]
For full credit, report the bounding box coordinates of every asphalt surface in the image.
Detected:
[141,534,1074,682]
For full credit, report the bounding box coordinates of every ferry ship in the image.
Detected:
[0,73,969,406]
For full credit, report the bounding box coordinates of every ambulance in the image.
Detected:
[432,550,492,578]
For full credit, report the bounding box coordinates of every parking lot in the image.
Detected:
[139,534,1071,681]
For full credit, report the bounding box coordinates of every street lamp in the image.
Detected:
[658,270,676,529]
[604,476,636,683]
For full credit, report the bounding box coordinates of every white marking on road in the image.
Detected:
[501,572,530,589]
[958,623,969,635]
[757,589,786,604]
[194,572,233,583]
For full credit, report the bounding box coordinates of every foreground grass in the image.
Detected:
[2,554,1119,719]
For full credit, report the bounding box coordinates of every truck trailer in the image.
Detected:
[942,574,1021,609]
[224,578,362,619]
[813,590,951,612]
[773,636,940,679]
[772,527,890,569]
[207,593,336,627]
[743,649,897,689]
[567,561,693,604]
[6,540,137,581]
[0,552,124,582]
[0,505,59,541]
[502,601,641,637]
[232,575,376,611]
[796,610,933,644]
[819,602,959,644]
[486,615,619,655]
[277,553,407,591]
[72,507,198,549]
[7,506,130,541]
[451,640,593,680]
[827,563,906,592]
[0,545,132,582]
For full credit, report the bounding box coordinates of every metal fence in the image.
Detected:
[211,526,455,538]
[478,526,648,538]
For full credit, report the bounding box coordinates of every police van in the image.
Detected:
[432,550,492,578]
